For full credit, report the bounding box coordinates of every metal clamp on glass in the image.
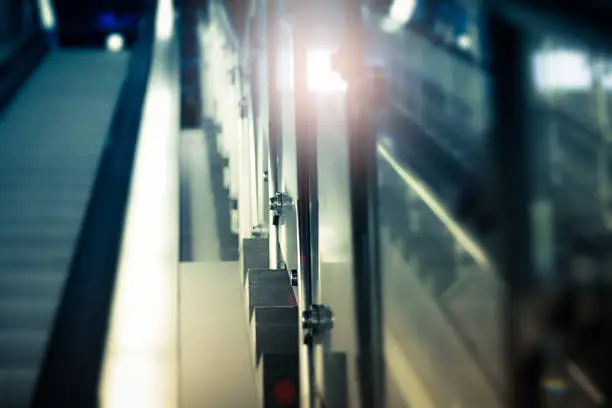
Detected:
[229,65,239,84]
[302,304,334,346]
[239,97,248,118]
[290,269,298,287]
[270,192,293,226]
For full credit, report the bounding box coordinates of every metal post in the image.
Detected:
[592,60,612,225]
[339,1,386,407]
[309,103,320,320]
[266,0,283,268]
[487,9,544,408]
[292,8,316,408]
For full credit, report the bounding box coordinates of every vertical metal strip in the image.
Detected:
[487,9,543,408]
[342,1,386,407]
[266,0,282,268]
[292,12,316,407]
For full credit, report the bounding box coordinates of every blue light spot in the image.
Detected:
[98,12,117,29]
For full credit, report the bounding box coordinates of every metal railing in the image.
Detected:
[201,0,612,406]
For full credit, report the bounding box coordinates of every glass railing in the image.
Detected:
[369,9,609,406]
[370,9,612,241]
[378,150,502,407]
[532,38,612,235]
[302,8,504,405]
[213,0,612,405]
[365,12,502,406]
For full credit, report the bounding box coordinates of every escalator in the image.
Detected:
[0,50,128,407]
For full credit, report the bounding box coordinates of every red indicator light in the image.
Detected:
[273,379,296,407]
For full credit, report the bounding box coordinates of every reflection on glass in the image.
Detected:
[370,7,610,404]
[370,6,502,407]
[315,82,361,408]
[533,50,594,91]
[531,36,612,406]
[377,150,502,407]
[533,38,612,233]
[533,48,612,92]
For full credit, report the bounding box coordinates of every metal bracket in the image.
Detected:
[302,304,334,346]
[229,66,239,84]
[239,97,248,118]
[290,269,298,287]
[251,224,267,237]
[270,192,293,226]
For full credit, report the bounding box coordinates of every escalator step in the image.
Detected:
[0,298,57,331]
[0,330,46,367]
[0,246,73,261]
[0,226,79,244]
[0,205,85,221]
[0,271,64,298]
[0,248,71,270]
[0,368,37,408]
[0,176,92,189]
[0,190,90,204]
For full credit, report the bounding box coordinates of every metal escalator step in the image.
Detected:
[0,203,87,215]
[0,245,72,258]
[0,163,96,173]
[0,153,102,164]
[0,225,79,242]
[0,330,47,367]
[0,205,85,221]
[0,237,76,252]
[0,271,64,298]
[0,134,104,144]
[0,194,89,209]
[0,181,92,193]
[0,204,88,217]
[0,153,101,162]
[0,248,71,270]
[0,167,92,176]
[0,298,57,331]
[0,225,81,245]
[0,186,90,196]
[0,47,127,405]
[0,368,37,408]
